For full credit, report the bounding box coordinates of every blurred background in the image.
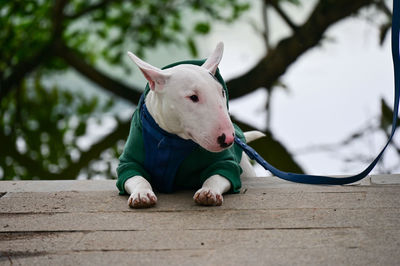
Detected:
[0,0,398,181]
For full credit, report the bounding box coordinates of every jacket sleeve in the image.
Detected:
[200,159,242,193]
[199,124,245,194]
[116,110,150,195]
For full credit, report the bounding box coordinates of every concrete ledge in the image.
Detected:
[371,174,400,185]
[0,180,116,193]
[1,175,399,265]
[1,175,398,193]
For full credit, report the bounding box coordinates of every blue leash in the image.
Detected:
[235,0,400,185]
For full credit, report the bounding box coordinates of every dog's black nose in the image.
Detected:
[217,133,234,148]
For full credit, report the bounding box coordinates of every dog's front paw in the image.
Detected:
[128,189,157,208]
[193,188,223,206]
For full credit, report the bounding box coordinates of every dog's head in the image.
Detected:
[127,42,235,152]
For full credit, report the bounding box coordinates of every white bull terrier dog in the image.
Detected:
[116,42,264,208]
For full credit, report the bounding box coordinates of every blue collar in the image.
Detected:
[141,103,197,149]
[140,102,197,193]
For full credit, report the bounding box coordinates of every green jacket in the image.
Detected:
[116,60,245,194]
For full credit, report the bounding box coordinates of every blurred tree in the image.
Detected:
[0,0,251,180]
[0,0,395,180]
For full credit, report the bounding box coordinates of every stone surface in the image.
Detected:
[0,175,399,265]
[371,174,400,185]
[0,180,115,192]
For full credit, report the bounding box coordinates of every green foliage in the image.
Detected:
[0,76,115,180]
[0,1,56,75]
[0,0,252,180]
[0,0,251,78]
[194,22,211,35]
[64,0,250,66]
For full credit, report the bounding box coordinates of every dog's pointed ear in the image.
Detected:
[202,42,224,75]
[127,52,169,91]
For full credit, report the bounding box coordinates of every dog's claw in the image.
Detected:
[194,188,223,206]
[128,190,157,208]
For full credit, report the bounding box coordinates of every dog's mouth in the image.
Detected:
[207,145,231,153]
[189,133,231,152]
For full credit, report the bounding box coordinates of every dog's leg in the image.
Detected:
[240,153,257,178]
[125,176,157,208]
[193,175,231,206]
[239,130,265,178]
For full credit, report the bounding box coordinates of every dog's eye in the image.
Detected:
[222,89,225,98]
[188,95,199,103]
